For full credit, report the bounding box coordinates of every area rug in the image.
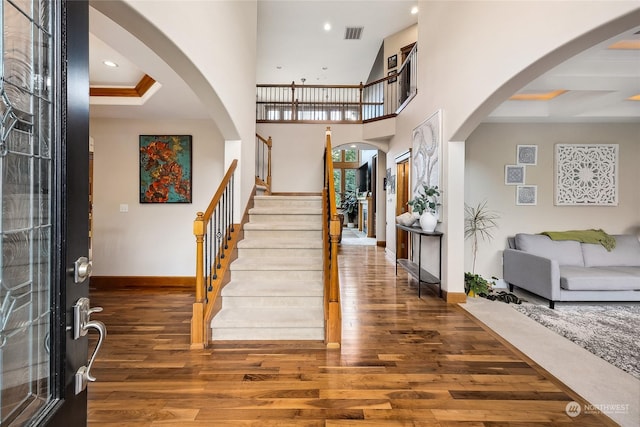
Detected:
[513,303,640,379]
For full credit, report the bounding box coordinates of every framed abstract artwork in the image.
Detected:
[555,144,618,206]
[139,135,193,203]
[504,165,525,185]
[411,110,442,219]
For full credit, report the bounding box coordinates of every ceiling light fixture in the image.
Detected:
[324,22,331,31]
[103,60,118,68]
[607,40,640,50]
[509,89,567,101]
[411,6,419,15]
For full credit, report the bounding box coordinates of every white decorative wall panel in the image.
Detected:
[555,144,618,206]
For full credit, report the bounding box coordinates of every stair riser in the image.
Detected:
[222,296,323,308]
[230,270,322,281]
[243,230,322,239]
[211,327,324,341]
[253,199,322,209]
[249,214,322,224]
[237,248,322,258]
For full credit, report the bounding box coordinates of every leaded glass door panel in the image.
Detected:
[1,1,91,425]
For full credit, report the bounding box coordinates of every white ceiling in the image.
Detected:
[89,2,640,123]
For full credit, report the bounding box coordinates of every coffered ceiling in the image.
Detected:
[89,2,640,123]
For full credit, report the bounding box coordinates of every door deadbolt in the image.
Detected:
[74,257,92,283]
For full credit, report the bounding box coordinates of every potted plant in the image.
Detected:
[341,191,358,227]
[407,184,440,231]
[464,272,493,297]
[464,200,499,296]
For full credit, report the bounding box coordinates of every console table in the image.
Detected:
[395,224,443,298]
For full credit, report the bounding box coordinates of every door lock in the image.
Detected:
[73,297,106,394]
[74,257,92,283]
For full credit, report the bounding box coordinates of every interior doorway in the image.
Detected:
[395,157,410,259]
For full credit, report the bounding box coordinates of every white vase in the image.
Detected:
[419,212,437,232]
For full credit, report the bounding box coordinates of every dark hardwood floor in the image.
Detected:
[87,245,615,426]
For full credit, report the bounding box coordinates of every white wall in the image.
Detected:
[256,123,373,193]
[466,122,640,279]
[90,118,225,276]
[96,0,258,222]
[385,1,640,296]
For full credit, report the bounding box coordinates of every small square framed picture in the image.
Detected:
[517,145,538,165]
[516,185,537,205]
[387,54,397,69]
[505,165,525,185]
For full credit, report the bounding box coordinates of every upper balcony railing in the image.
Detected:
[256,44,417,124]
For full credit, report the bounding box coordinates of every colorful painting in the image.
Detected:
[139,135,192,203]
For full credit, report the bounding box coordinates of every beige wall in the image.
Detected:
[465,122,640,280]
[256,123,383,193]
[97,0,258,222]
[385,1,640,295]
[90,118,225,276]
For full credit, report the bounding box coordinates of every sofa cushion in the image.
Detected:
[515,233,584,266]
[559,266,640,291]
[582,235,640,267]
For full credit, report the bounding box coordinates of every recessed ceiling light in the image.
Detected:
[103,60,118,68]
[324,22,331,31]
[411,6,418,15]
[509,89,567,101]
[607,40,640,50]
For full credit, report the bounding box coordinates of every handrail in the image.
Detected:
[191,160,240,349]
[255,133,272,194]
[256,44,417,124]
[323,127,341,348]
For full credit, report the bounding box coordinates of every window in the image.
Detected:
[332,149,360,208]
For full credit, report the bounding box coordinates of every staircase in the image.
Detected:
[210,195,325,340]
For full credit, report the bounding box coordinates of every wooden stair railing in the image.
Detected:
[191,160,241,349]
[323,127,342,348]
[255,133,272,194]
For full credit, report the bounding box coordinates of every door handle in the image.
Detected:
[73,297,107,394]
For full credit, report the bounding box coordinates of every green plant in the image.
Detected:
[464,272,494,296]
[341,191,358,223]
[464,201,499,273]
[407,184,440,215]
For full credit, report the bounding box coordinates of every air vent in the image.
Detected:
[344,27,363,40]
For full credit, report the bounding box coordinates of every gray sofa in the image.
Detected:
[503,233,640,308]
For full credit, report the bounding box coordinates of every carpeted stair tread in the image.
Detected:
[243,222,322,231]
[254,195,322,201]
[249,207,322,215]
[231,257,322,271]
[212,307,324,328]
[222,280,323,297]
[237,238,322,249]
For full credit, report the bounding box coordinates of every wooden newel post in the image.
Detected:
[191,212,206,349]
[193,212,205,302]
[266,136,272,194]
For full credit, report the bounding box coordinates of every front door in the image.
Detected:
[0,1,95,425]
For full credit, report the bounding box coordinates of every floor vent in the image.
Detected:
[344,27,363,40]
